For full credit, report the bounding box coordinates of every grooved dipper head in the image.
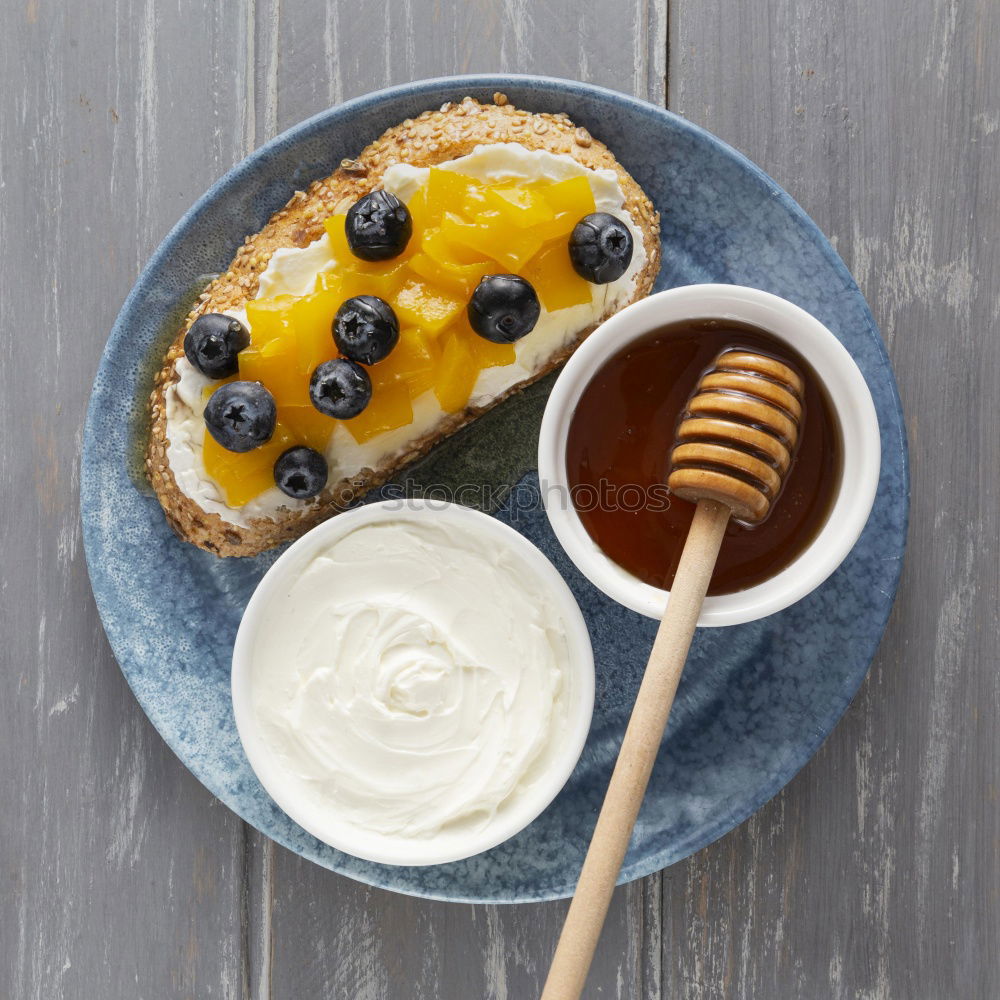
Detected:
[667,350,805,523]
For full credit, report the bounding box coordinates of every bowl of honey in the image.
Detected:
[538,284,881,626]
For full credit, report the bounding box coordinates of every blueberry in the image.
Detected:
[183,313,250,378]
[203,381,276,452]
[333,295,400,365]
[345,190,412,261]
[467,275,541,344]
[309,359,372,418]
[273,446,328,499]
[568,212,633,284]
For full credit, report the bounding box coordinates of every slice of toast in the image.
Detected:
[147,95,661,556]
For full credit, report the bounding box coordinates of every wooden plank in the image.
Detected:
[268,0,667,130]
[667,0,1000,996]
[267,856,656,999]
[259,2,666,997]
[0,2,256,997]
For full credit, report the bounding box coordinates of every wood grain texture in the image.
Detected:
[0,2,255,997]
[267,864,656,999]
[667,0,1000,996]
[5,0,998,997]
[265,0,667,132]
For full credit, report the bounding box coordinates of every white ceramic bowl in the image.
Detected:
[231,499,595,866]
[538,284,881,626]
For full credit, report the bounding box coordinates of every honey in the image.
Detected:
[204,169,599,506]
[565,320,842,596]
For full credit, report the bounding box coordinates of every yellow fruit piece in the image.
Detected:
[289,289,339,373]
[403,186,430,236]
[485,185,556,228]
[246,296,295,346]
[278,404,334,452]
[532,211,582,244]
[425,168,486,222]
[343,380,413,444]
[407,252,492,297]
[207,457,274,507]
[313,271,342,298]
[540,175,596,217]
[202,421,297,507]
[422,226,494,267]
[369,328,441,398]
[239,337,310,407]
[467,332,516,370]
[440,212,542,272]
[433,332,478,413]
[461,189,491,219]
[394,278,465,333]
[323,214,354,263]
[338,260,410,301]
[445,316,516,370]
[521,241,593,311]
[532,175,598,242]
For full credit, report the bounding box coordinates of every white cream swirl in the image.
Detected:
[249,517,574,841]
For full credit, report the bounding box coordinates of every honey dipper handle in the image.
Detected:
[541,499,731,1000]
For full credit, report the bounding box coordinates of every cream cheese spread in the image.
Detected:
[247,516,574,844]
[164,143,648,526]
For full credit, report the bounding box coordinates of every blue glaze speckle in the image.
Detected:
[80,75,908,903]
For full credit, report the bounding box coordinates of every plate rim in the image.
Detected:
[81,73,910,903]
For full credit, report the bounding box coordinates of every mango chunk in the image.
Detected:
[407,252,492,297]
[521,241,594,311]
[433,332,478,413]
[532,176,598,243]
[393,278,465,333]
[278,404,335,452]
[202,421,297,507]
[467,332,516,370]
[422,226,494,267]
[338,261,409,301]
[425,168,487,222]
[532,211,583,244]
[239,337,309,408]
[485,185,556,228]
[440,212,543,272]
[343,380,413,443]
[370,328,441,397]
[402,186,430,236]
[323,214,354,264]
[540,175,597,217]
[245,296,295,346]
[444,316,517,371]
[289,289,339,373]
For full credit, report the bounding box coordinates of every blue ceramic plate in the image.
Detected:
[81,75,908,903]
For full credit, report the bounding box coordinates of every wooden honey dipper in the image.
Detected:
[542,350,804,1000]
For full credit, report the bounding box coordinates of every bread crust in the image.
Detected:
[146,95,661,556]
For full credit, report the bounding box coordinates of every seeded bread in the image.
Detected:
[146,95,661,556]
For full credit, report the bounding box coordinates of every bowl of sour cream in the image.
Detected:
[231,499,595,867]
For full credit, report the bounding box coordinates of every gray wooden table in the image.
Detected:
[3,1,997,997]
